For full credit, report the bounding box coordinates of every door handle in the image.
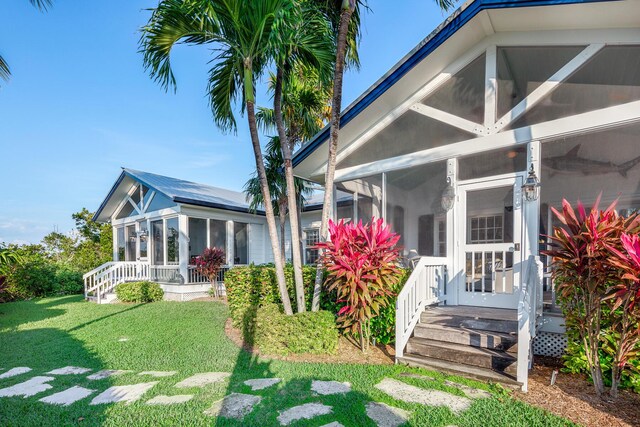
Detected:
[509,243,521,252]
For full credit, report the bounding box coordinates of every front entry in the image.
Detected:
[457,176,523,308]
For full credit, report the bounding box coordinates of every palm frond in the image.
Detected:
[29,0,53,11]
[207,49,242,133]
[0,55,10,84]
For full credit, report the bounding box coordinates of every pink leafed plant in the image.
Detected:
[195,247,226,298]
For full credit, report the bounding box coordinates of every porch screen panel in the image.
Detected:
[335,187,354,222]
[166,218,179,265]
[138,221,148,259]
[209,219,227,253]
[234,222,248,265]
[386,161,448,258]
[151,220,164,265]
[125,224,136,261]
[458,145,527,181]
[116,227,125,261]
[188,218,207,262]
[116,200,135,220]
[509,45,640,130]
[336,175,383,224]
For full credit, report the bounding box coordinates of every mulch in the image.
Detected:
[515,358,640,427]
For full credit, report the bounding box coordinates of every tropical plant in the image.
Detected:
[140,0,294,314]
[115,281,164,303]
[317,218,402,351]
[194,247,226,298]
[0,245,22,302]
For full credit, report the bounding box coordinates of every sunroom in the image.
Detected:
[293,0,640,389]
[87,168,271,301]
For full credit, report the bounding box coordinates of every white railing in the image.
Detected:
[187,265,231,284]
[395,257,448,359]
[517,255,544,391]
[83,262,148,304]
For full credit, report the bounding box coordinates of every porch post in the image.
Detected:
[446,158,458,306]
[178,214,189,284]
[226,220,234,266]
[523,141,541,261]
[112,226,118,261]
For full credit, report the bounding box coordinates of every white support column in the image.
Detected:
[112,226,118,261]
[411,104,484,135]
[484,45,497,131]
[381,173,387,221]
[178,214,189,284]
[523,141,541,262]
[446,158,458,306]
[226,221,234,266]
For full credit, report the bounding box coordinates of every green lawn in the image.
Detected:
[0,296,573,426]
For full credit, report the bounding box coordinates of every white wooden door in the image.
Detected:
[457,176,523,308]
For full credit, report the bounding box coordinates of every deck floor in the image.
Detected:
[427,305,517,321]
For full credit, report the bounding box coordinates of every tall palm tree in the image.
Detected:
[1,0,53,85]
[140,0,294,315]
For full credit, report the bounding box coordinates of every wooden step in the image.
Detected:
[397,353,521,389]
[420,309,517,335]
[406,337,517,376]
[413,323,518,353]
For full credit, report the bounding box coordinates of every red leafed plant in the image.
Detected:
[317,218,402,351]
[195,247,226,298]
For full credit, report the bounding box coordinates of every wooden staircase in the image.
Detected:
[397,305,521,387]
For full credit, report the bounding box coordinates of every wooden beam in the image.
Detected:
[410,104,485,135]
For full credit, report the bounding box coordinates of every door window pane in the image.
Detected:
[234,222,248,265]
[209,220,227,252]
[116,227,125,261]
[166,218,179,265]
[151,220,164,265]
[126,225,136,261]
[139,221,148,259]
[189,218,207,262]
[466,187,513,244]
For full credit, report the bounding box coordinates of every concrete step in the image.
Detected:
[406,337,517,376]
[413,323,518,353]
[420,311,518,335]
[397,353,521,389]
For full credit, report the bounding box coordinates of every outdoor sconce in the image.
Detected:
[441,177,456,212]
[522,164,541,202]
[136,230,149,238]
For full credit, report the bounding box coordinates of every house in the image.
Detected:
[292,0,640,390]
[85,168,325,302]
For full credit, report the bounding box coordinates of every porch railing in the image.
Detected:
[517,255,544,391]
[395,257,448,359]
[187,265,231,284]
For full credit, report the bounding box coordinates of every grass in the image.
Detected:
[0,296,574,426]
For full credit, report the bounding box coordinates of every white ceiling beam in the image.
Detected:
[493,43,605,133]
[410,103,485,135]
[484,45,498,128]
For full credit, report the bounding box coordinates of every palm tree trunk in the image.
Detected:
[311,0,355,311]
[279,201,287,267]
[274,67,306,313]
[244,63,292,315]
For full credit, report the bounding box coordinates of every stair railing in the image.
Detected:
[84,262,149,303]
[517,255,544,391]
[395,257,448,359]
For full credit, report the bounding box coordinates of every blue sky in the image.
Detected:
[0,0,452,244]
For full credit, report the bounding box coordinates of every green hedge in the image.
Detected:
[115,281,164,303]
[253,303,338,355]
[5,263,83,300]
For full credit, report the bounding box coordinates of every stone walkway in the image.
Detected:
[0,365,492,425]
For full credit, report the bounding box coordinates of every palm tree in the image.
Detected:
[140,0,294,315]
[1,0,53,86]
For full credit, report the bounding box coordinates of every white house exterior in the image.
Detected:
[292,0,640,390]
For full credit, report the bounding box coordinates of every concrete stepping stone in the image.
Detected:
[443,380,491,399]
[39,386,94,406]
[244,378,281,391]
[320,423,344,427]
[375,378,471,415]
[175,372,230,388]
[47,366,92,375]
[0,367,31,379]
[138,371,177,378]
[366,402,411,427]
[0,376,54,398]
[398,373,435,381]
[277,402,333,426]
[90,381,158,405]
[311,380,351,395]
[87,370,132,380]
[204,393,261,419]
[146,394,193,405]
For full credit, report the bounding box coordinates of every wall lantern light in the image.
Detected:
[136,230,149,238]
[522,164,541,202]
[441,177,456,212]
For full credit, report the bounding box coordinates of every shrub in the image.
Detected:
[115,281,164,303]
[54,267,84,295]
[253,303,338,355]
[318,218,402,351]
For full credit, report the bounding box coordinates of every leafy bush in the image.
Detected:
[318,219,402,351]
[195,247,226,297]
[369,268,410,345]
[54,267,84,295]
[115,281,164,303]
[253,303,338,355]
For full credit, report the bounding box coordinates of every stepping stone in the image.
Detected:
[311,380,351,395]
[366,402,411,427]
[399,373,435,381]
[204,393,261,419]
[87,370,132,380]
[374,378,471,415]
[118,337,129,342]
[138,371,177,378]
[443,380,491,399]
[146,394,193,405]
[0,367,31,379]
[277,402,333,426]
[47,366,92,375]
[0,376,54,398]
[244,378,281,391]
[320,423,344,427]
[39,386,94,406]
[175,372,230,388]
[90,381,158,405]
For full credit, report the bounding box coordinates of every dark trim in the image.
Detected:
[174,197,265,216]
[292,0,610,169]
[92,170,127,222]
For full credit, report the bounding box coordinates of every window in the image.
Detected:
[210,219,227,253]
[126,225,136,261]
[305,229,320,265]
[116,200,136,220]
[188,218,207,262]
[166,218,179,265]
[116,227,125,261]
[458,146,527,181]
[139,221,148,259]
[468,215,504,244]
[151,220,163,265]
[234,222,248,265]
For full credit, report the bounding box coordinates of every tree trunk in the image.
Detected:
[279,203,287,267]
[244,62,292,315]
[274,67,306,312]
[311,2,355,311]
